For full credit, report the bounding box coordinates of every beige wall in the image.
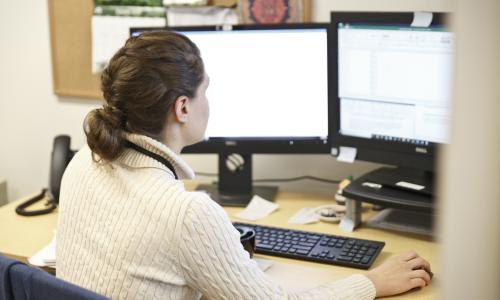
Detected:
[0,0,452,202]
[439,0,500,298]
[0,0,98,201]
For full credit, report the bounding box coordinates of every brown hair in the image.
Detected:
[84,31,204,162]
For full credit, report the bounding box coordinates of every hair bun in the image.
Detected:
[84,107,125,162]
[102,105,126,128]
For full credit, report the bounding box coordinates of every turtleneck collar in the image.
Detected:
[117,133,195,180]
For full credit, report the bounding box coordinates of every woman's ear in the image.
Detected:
[173,95,189,123]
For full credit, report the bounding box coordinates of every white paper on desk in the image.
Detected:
[288,208,320,225]
[28,236,56,268]
[254,258,274,272]
[91,16,166,73]
[336,146,357,163]
[264,261,339,292]
[235,195,279,221]
[166,6,238,26]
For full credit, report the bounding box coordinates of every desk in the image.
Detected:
[0,183,437,299]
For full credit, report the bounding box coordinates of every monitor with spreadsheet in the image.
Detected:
[330,12,453,206]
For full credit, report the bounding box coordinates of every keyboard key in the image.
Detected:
[299,242,316,247]
[338,255,353,262]
[258,244,274,250]
[292,245,312,251]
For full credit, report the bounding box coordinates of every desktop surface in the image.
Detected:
[0,183,438,299]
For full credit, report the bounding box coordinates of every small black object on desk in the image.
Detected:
[234,224,256,258]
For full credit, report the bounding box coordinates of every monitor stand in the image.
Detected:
[343,167,435,211]
[196,153,278,207]
[342,167,435,235]
[367,208,434,236]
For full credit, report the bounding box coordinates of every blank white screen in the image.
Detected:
[181,28,328,138]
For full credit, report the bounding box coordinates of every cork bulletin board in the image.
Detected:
[47,0,311,99]
[48,0,102,99]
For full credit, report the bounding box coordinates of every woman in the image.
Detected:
[56,31,432,299]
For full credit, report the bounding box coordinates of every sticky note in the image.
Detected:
[411,12,433,27]
[337,146,357,163]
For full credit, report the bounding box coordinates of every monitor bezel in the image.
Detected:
[131,23,331,154]
[329,12,450,171]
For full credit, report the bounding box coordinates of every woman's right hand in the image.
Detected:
[365,250,432,297]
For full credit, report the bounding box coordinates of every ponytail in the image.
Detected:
[84,106,126,162]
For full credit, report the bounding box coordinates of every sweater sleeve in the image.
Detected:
[178,194,376,300]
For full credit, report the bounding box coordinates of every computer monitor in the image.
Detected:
[131,24,330,206]
[329,12,453,210]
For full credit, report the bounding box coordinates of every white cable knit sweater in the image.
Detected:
[56,134,376,300]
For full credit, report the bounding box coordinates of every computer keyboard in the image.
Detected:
[234,222,385,269]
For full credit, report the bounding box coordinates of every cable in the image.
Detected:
[15,189,58,216]
[254,176,340,185]
[194,171,218,177]
[193,171,340,185]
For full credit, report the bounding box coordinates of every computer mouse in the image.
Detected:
[414,267,434,280]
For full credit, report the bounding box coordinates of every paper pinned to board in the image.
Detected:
[411,12,433,27]
[235,195,279,221]
[166,6,238,26]
[336,146,357,163]
[163,0,208,5]
[91,15,166,73]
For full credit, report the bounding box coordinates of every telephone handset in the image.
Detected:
[16,135,76,216]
